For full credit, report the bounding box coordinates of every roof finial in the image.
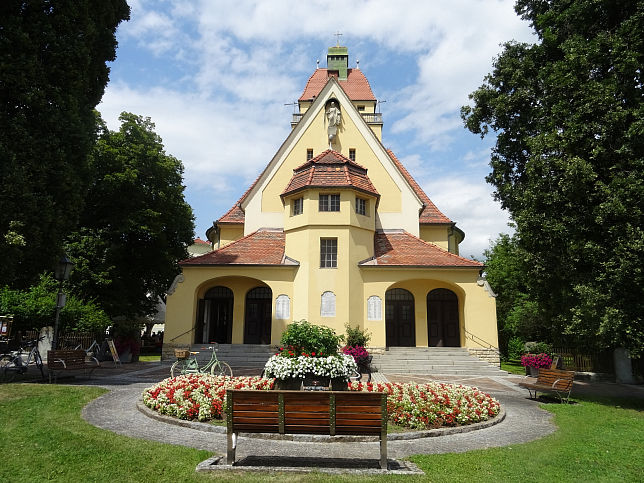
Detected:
[334,31,343,47]
[356,59,360,69]
[316,59,320,69]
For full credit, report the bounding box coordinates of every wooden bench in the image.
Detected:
[47,349,99,383]
[226,389,388,469]
[518,368,575,403]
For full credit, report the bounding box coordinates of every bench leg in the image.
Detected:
[227,432,237,465]
[380,436,387,470]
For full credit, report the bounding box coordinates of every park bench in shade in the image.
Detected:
[518,367,575,403]
[226,389,388,469]
[47,349,99,383]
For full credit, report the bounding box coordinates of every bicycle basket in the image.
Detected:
[174,349,190,359]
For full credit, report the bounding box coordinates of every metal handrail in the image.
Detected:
[464,329,501,356]
[291,112,383,125]
[169,326,195,342]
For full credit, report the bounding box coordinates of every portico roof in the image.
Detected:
[180,229,298,266]
[359,231,483,268]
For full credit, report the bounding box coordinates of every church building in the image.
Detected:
[163,45,499,364]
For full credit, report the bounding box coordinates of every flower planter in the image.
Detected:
[303,374,330,388]
[330,377,348,391]
[275,378,302,390]
[526,366,539,377]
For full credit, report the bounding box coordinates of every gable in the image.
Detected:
[241,77,426,236]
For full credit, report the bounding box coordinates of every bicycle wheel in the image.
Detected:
[171,359,190,378]
[211,361,233,378]
[1,356,20,383]
[33,350,45,380]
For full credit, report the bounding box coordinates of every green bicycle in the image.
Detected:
[170,344,233,378]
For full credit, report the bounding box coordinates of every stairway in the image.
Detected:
[370,347,509,376]
[189,344,275,370]
[187,345,509,377]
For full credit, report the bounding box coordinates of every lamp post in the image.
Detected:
[52,255,74,350]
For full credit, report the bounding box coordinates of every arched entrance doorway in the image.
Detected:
[427,288,460,347]
[195,286,233,344]
[385,288,415,347]
[244,287,272,344]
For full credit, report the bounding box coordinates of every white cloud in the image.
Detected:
[422,177,514,259]
[98,83,290,193]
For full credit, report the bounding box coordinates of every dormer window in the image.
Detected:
[319,194,340,212]
[292,197,303,216]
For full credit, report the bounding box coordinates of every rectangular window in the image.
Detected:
[306,148,313,161]
[319,194,340,212]
[292,197,303,216]
[356,197,367,216]
[320,238,337,268]
[349,148,356,161]
[357,105,365,112]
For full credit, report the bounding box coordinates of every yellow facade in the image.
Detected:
[164,46,498,358]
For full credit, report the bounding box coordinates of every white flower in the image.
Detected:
[263,354,357,379]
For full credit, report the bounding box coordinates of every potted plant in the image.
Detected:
[262,320,356,390]
[521,352,553,376]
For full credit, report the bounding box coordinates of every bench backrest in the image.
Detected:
[537,368,575,390]
[227,390,386,436]
[47,350,87,368]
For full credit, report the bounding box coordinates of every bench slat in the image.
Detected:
[227,389,388,469]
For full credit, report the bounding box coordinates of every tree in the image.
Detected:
[0,0,130,288]
[484,233,543,355]
[0,274,111,335]
[65,113,195,319]
[462,0,643,355]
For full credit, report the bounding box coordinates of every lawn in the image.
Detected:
[501,360,526,375]
[0,384,642,482]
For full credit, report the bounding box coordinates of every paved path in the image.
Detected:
[80,364,557,461]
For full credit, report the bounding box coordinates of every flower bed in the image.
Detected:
[349,381,501,428]
[143,375,500,429]
[142,374,273,421]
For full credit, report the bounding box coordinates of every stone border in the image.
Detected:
[196,455,425,475]
[137,398,506,441]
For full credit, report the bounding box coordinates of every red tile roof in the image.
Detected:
[387,150,452,224]
[359,231,482,268]
[215,175,260,224]
[282,150,379,198]
[180,229,298,266]
[299,69,376,101]
[192,238,210,246]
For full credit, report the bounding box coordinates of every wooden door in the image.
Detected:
[427,289,460,347]
[385,289,416,347]
[244,287,272,344]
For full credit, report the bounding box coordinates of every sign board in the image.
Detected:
[107,339,121,366]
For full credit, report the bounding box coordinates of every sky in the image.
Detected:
[98,0,536,260]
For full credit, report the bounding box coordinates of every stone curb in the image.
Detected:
[196,455,426,475]
[137,398,506,442]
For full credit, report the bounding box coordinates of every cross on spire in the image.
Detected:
[334,31,343,47]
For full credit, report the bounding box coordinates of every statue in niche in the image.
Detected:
[326,101,341,145]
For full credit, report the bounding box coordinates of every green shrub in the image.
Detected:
[344,323,371,347]
[525,341,553,355]
[0,274,111,334]
[279,320,343,356]
[507,336,526,361]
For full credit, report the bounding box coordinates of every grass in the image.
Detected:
[501,360,526,375]
[139,355,161,362]
[1,384,642,482]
